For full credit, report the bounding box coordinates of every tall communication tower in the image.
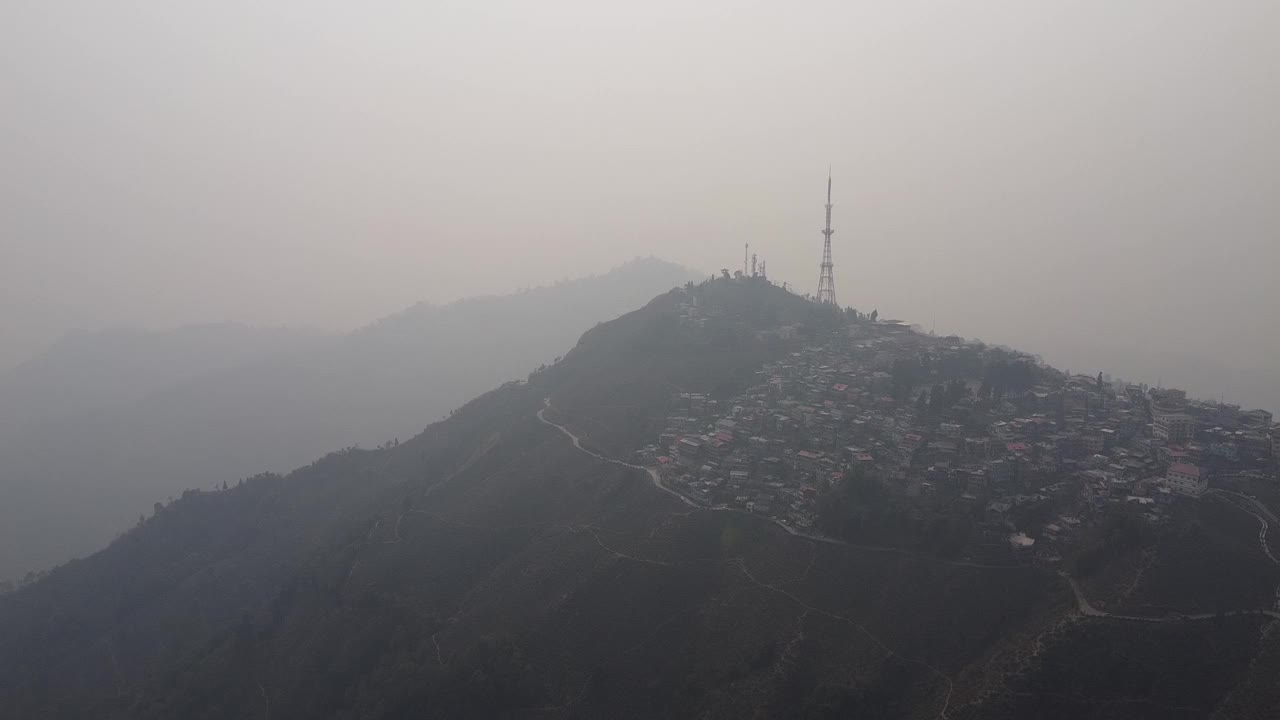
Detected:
[816,170,837,305]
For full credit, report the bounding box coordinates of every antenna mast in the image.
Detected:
[816,169,837,305]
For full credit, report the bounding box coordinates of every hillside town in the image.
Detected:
[637,284,1279,566]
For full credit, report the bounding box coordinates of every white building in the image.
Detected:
[1009,532,1036,556]
[1154,412,1193,444]
[1166,463,1207,497]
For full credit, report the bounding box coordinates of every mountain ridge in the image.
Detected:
[1,276,1275,719]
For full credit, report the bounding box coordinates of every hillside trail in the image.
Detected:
[1208,489,1278,564]
[1061,571,1280,624]
[537,398,697,508]
[1206,489,1280,612]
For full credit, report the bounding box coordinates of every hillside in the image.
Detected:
[0,257,702,582]
[1,276,1276,719]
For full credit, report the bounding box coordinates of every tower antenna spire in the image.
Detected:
[816,168,837,305]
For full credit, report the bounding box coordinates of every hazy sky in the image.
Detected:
[3,1,1278,410]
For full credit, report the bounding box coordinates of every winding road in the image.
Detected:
[537,398,697,507]
[1209,488,1279,564]
[1061,572,1280,622]
[1207,488,1280,611]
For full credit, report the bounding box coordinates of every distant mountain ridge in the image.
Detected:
[0,323,328,432]
[0,257,702,581]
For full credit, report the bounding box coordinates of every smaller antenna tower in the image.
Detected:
[751,253,757,277]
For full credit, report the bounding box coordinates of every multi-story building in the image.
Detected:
[1166,463,1207,497]
[1154,412,1193,444]
[676,437,702,466]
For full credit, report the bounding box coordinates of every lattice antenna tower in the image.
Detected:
[816,169,837,305]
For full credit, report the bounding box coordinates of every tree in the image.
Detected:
[869,309,878,323]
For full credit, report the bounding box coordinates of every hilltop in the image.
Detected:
[1,275,1277,719]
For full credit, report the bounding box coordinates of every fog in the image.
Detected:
[3,0,1277,411]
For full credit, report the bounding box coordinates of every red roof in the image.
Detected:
[833,383,849,392]
[1168,463,1200,477]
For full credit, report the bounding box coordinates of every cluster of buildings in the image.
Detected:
[635,290,1279,563]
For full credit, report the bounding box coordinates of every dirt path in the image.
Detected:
[1061,572,1280,622]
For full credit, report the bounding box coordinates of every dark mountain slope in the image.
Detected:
[3,278,1264,719]
[0,257,702,582]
